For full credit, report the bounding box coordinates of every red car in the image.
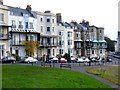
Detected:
[59,58,67,63]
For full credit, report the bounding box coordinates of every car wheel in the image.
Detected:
[13,61,16,64]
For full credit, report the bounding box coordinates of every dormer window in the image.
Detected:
[12,20,16,28]
[21,12,23,16]
[18,21,23,28]
[30,22,33,29]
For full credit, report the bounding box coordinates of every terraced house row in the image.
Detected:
[0,2,107,59]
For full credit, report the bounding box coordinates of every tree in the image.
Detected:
[35,41,40,59]
[104,36,115,52]
[23,40,40,57]
[63,53,71,62]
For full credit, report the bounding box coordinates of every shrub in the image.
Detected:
[16,55,21,61]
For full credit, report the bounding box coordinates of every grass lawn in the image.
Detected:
[87,65,120,86]
[0,64,2,89]
[2,65,112,88]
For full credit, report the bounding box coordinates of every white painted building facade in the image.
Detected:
[37,11,59,58]
[8,5,39,58]
[58,22,74,56]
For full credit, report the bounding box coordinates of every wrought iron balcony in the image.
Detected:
[40,43,59,47]
[92,46,107,49]
[11,41,24,46]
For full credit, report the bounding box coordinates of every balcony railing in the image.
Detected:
[92,46,107,49]
[40,43,59,47]
[0,34,9,40]
[11,41,24,46]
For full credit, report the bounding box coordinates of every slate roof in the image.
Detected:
[69,21,88,31]
[8,6,37,18]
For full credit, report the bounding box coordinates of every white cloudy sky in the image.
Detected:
[4,0,119,40]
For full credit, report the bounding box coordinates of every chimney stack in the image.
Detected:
[0,0,3,5]
[56,13,62,23]
[26,5,32,12]
[44,10,51,13]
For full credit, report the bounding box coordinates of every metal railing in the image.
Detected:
[40,43,59,47]
[11,41,24,46]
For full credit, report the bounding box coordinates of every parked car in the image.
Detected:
[70,57,77,63]
[90,57,96,62]
[24,56,38,63]
[46,57,58,63]
[77,57,90,63]
[1,56,16,63]
[59,58,67,63]
[106,57,112,62]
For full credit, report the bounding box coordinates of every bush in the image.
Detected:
[63,53,71,62]
[16,55,21,61]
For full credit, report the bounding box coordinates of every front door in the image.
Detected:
[15,50,19,56]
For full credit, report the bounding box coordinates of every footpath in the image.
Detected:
[64,65,119,89]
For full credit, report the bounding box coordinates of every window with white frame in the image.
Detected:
[52,27,54,32]
[59,32,62,36]
[59,49,63,54]
[100,43,102,46]
[100,50,102,54]
[0,45,5,59]
[47,27,50,32]
[76,33,79,37]
[52,19,54,23]
[0,27,4,38]
[76,50,79,54]
[68,40,72,45]
[0,13,4,22]
[30,22,33,29]
[68,32,72,37]
[47,18,50,22]
[40,18,43,22]
[41,26,43,32]
[25,22,28,28]
[68,49,72,54]
[59,41,62,45]
[18,21,23,28]
[53,49,55,56]
[92,50,94,54]
[12,20,16,28]
[30,35,34,41]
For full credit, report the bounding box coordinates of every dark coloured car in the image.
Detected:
[46,57,58,63]
[1,56,16,63]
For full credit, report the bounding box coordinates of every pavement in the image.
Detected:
[70,65,119,89]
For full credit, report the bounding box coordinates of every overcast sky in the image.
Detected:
[4,0,119,40]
